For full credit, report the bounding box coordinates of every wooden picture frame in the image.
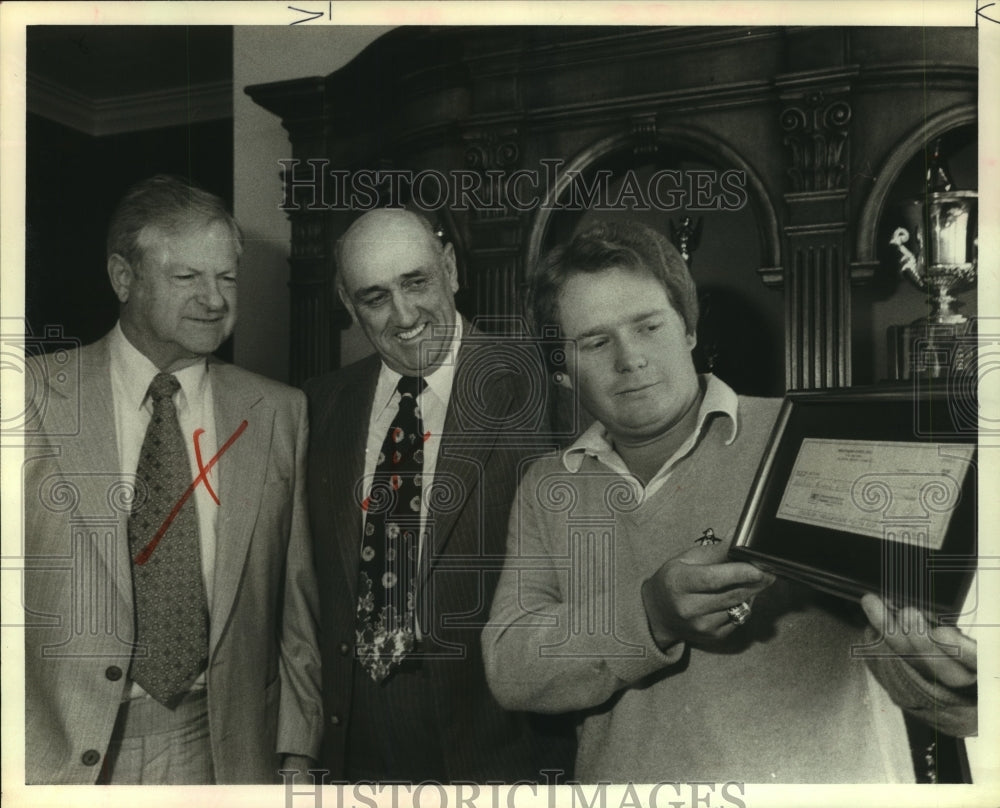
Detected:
[729,385,977,618]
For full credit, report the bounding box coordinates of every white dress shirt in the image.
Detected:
[109,323,220,695]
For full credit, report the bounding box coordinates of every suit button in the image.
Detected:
[81,749,101,766]
[338,642,350,656]
[105,666,122,681]
[330,714,341,726]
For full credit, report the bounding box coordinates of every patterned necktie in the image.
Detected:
[356,375,427,683]
[127,372,209,705]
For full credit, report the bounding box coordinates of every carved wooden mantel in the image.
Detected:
[246,26,976,389]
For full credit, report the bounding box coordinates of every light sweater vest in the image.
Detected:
[527,397,914,782]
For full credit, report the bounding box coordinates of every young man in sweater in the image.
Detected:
[482,220,977,783]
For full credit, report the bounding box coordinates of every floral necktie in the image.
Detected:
[355,375,427,683]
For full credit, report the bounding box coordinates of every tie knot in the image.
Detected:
[396,375,426,402]
[148,372,181,403]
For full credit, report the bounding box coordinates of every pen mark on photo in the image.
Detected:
[133,419,249,565]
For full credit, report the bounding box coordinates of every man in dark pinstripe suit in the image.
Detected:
[304,209,572,782]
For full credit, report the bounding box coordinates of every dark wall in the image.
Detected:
[25,114,233,354]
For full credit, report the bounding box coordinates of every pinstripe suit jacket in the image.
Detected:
[22,333,323,784]
[304,327,568,782]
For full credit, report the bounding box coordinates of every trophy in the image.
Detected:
[888,139,978,378]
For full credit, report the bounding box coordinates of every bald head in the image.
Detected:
[336,209,440,290]
[335,209,459,376]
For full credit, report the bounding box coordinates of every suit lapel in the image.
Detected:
[424,339,515,570]
[208,364,270,653]
[56,338,135,611]
[320,360,379,602]
[321,337,517,603]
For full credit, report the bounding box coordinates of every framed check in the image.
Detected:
[729,385,977,616]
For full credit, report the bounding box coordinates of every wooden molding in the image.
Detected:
[27,73,231,136]
[523,123,782,286]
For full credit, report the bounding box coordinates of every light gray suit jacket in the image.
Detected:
[22,333,323,784]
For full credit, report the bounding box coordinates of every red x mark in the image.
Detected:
[133,420,248,565]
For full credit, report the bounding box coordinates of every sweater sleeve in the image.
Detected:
[482,464,684,714]
[863,625,977,738]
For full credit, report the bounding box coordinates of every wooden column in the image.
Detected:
[245,77,348,386]
[461,125,527,332]
[777,70,856,390]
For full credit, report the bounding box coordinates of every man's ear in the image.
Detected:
[442,242,459,294]
[107,254,133,304]
[336,284,357,324]
[686,330,698,351]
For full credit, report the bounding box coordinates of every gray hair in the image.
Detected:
[106,174,243,268]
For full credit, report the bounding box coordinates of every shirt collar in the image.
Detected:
[109,321,209,413]
[561,373,739,473]
[373,316,463,414]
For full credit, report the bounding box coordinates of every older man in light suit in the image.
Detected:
[23,175,323,784]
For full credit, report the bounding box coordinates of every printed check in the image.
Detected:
[776,439,974,550]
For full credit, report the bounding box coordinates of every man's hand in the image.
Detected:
[641,545,776,649]
[860,593,977,690]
